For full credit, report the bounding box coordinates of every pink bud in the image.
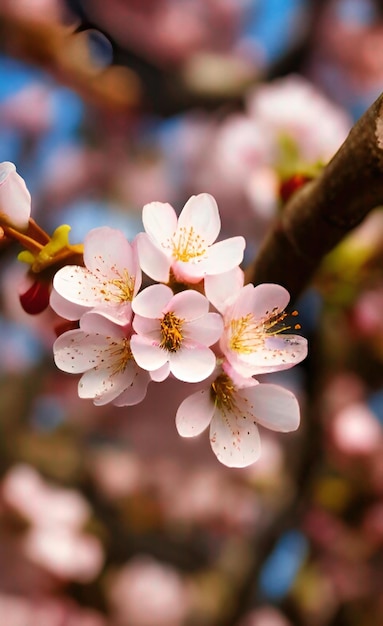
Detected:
[0,162,31,230]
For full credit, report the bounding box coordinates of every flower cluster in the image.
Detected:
[0,162,307,467]
[49,192,307,467]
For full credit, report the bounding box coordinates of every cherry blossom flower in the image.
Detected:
[131,283,223,383]
[51,226,141,325]
[206,273,307,377]
[0,161,31,230]
[176,366,300,467]
[53,312,150,406]
[136,193,245,283]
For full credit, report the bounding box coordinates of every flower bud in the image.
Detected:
[0,161,31,230]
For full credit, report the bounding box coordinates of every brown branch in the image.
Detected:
[246,92,383,302]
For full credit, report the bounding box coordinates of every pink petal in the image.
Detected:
[80,368,135,405]
[177,194,220,245]
[169,345,216,382]
[132,284,173,318]
[168,289,209,320]
[79,312,126,337]
[209,406,261,468]
[203,237,246,275]
[248,383,300,432]
[204,267,244,313]
[53,266,109,307]
[142,201,178,246]
[150,362,170,382]
[0,161,31,229]
[176,389,215,437]
[132,314,161,340]
[113,368,151,406]
[54,330,113,373]
[130,334,168,371]
[84,227,136,280]
[184,312,223,346]
[50,288,88,321]
[234,334,308,372]
[136,232,171,282]
[232,283,290,320]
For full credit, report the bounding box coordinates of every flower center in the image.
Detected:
[210,373,237,411]
[160,311,184,352]
[169,226,207,263]
[229,308,300,354]
[100,270,135,303]
[106,338,133,374]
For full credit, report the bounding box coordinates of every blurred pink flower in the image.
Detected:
[0,162,31,230]
[2,464,104,582]
[52,226,141,325]
[2,464,90,529]
[107,555,189,626]
[23,527,104,583]
[0,593,108,626]
[137,193,245,283]
[247,74,351,163]
[237,605,292,626]
[330,402,382,456]
[131,284,223,383]
[176,366,300,467]
[54,311,150,406]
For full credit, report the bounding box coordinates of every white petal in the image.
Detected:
[209,406,261,468]
[113,369,151,406]
[142,201,178,246]
[132,314,161,340]
[204,237,246,275]
[204,267,244,313]
[169,345,216,382]
[130,334,168,371]
[84,227,136,279]
[176,389,215,437]
[79,367,133,404]
[132,284,173,318]
[236,334,308,371]
[136,232,171,282]
[50,288,88,321]
[249,383,300,432]
[178,194,220,245]
[150,362,170,381]
[54,330,112,373]
[53,266,104,307]
[184,313,223,346]
[169,289,209,320]
[79,312,126,337]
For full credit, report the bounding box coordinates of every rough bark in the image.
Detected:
[246,92,383,302]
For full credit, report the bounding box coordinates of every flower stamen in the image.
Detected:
[229,308,300,354]
[165,226,207,263]
[210,373,237,412]
[160,311,184,352]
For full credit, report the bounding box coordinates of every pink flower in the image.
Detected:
[0,161,31,230]
[136,193,245,283]
[54,312,150,406]
[176,366,300,467]
[51,226,141,325]
[206,274,307,377]
[131,284,223,383]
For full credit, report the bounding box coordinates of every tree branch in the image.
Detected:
[246,92,383,301]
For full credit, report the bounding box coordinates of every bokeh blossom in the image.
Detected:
[137,193,245,283]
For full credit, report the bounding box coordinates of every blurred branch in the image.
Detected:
[0,13,141,111]
[246,92,383,301]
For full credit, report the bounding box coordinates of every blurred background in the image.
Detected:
[1,1,383,625]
